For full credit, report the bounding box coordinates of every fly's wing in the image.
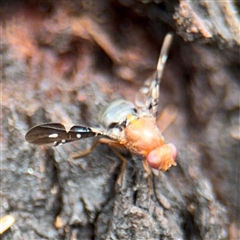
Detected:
[25,123,105,146]
[136,33,173,117]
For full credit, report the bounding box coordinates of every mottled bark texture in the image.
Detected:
[1,1,239,239]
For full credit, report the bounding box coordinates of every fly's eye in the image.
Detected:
[147,143,177,171]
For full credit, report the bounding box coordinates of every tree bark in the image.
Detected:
[1,0,239,239]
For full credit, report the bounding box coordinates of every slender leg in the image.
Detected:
[142,158,153,195]
[157,105,178,133]
[71,138,127,185]
[71,138,102,159]
[71,138,154,193]
[108,146,127,185]
[71,138,119,159]
[97,139,127,185]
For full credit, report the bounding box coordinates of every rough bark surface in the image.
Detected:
[1,1,239,239]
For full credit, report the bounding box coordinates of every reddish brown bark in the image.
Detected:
[1,1,239,239]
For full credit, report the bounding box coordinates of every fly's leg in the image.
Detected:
[108,146,127,185]
[71,138,127,186]
[97,139,127,185]
[71,138,122,158]
[157,105,178,133]
[142,158,153,195]
[71,138,105,159]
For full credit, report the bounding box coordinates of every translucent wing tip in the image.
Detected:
[157,32,174,73]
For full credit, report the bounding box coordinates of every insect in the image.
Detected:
[25,33,177,192]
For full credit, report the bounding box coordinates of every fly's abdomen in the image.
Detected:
[98,99,136,129]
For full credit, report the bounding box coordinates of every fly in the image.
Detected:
[25,33,177,193]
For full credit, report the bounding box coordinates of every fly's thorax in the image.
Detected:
[121,117,165,156]
[98,99,136,129]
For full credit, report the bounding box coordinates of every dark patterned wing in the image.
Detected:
[136,33,173,117]
[25,123,105,146]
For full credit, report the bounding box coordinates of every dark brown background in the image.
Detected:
[1,0,239,239]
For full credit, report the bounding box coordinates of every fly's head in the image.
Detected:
[122,114,177,172]
[146,143,177,171]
